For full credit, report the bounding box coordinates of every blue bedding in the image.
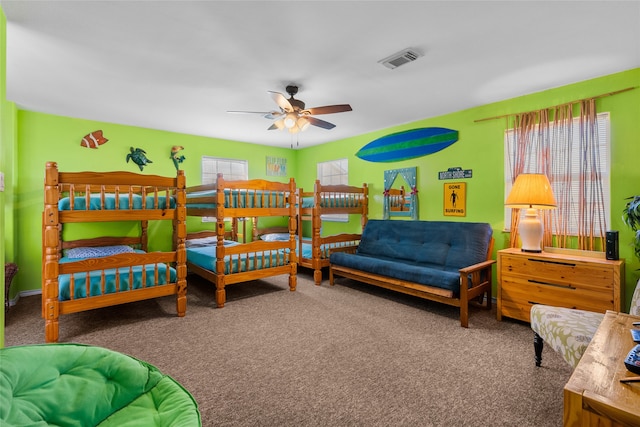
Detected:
[58,254,176,301]
[186,244,288,274]
[59,194,175,211]
[299,241,333,259]
[300,195,361,209]
[186,189,289,209]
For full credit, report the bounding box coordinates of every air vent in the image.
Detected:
[378,48,423,69]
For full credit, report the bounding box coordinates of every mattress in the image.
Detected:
[300,195,362,209]
[58,194,175,211]
[58,256,177,300]
[186,189,289,209]
[186,244,288,274]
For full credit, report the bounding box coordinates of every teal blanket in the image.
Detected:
[58,256,176,301]
[58,194,175,210]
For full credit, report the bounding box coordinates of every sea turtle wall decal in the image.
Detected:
[126,147,152,171]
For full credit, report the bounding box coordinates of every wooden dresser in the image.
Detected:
[497,247,624,323]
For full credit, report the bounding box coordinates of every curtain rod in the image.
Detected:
[474,86,637,123]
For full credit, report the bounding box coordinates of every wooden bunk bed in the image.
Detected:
[296,180,368,285]
[388,186,409,212]
[42,162,187,343]
[185,174,297,308]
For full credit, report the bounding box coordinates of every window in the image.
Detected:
[317,158,348,222]
[504,112,610,236]
[201,156,248,222]
[202,156,248,184]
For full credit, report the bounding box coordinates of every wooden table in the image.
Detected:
[564,311,640,426]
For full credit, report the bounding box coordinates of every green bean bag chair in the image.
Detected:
[0,343,201,426]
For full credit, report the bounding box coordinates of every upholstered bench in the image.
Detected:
[0,343,201,426]
[531,280,640,368]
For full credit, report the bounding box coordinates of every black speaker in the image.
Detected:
[606,230,619,260]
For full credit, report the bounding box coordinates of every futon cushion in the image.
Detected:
[330,252,461,293]
[0,343,201,426]
[355,220,492,270]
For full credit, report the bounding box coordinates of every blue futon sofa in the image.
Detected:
[329,220,495,327]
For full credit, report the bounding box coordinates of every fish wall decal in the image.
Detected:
[80,130,108,149]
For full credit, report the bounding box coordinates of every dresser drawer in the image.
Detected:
[497,248,624,323]
[500,254,614,291]
[501,276,614,313]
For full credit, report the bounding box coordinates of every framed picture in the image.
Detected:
[266,156,287,176]
[443,182,466,216]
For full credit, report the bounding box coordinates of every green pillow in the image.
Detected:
[0,343,200,426]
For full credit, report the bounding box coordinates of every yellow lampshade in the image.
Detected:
[505,173,557,209]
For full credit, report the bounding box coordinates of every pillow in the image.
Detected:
[66,245,135,259]
[260,233,291,242]
[185,237,237,248]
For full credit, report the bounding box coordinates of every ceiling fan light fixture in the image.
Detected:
[288,124,300,134]
[296,117,310,131]
[284,112,297,129]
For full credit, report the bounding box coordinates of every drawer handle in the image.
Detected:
[528,279,576,289]
[528,259,576,267]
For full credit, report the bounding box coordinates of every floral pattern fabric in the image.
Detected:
[530,279,640,369]
[530,305,604,368]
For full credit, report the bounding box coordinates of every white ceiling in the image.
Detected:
[2,1,639,149]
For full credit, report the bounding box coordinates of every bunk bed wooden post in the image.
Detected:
[140,220,149,252]
[288,177,298,291]
[215,173,228,307]
[175,169,187,317]
[362,183,369,228]
[311,180,323,286]
[42,162,61,343]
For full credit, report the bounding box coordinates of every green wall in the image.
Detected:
[13,112,298,304]
[297,68,640,308]
[1,5,6,347]
[5,48,640,321]
[0,5,18,347]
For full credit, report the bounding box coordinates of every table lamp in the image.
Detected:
[505,173,557,252]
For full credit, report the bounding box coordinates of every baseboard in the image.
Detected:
[7,289,41,307]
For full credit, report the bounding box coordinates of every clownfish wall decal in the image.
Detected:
[80,130,109,149]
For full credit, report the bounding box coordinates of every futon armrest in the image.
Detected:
[459,259,495,276]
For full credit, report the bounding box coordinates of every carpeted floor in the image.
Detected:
[4,271,573,426]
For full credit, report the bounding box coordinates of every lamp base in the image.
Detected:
[518,208,544,253]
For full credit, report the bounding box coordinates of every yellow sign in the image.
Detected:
[444,182,466,216]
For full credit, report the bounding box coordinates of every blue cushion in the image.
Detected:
[356,220,491,270]
[330,252,461,293]
[331,220,492,295]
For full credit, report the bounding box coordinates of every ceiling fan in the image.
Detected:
[228,85,352,134]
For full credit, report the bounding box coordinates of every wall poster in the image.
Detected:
[443,182,466,217]
[266,156,287,176]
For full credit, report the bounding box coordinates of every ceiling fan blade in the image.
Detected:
[304,104,352,115]
[307,116,336,130]
[227,110,282,120]
[268,119,285,130]
[268,91,293,113]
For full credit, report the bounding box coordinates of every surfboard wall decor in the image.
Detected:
[356,127,459,163]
